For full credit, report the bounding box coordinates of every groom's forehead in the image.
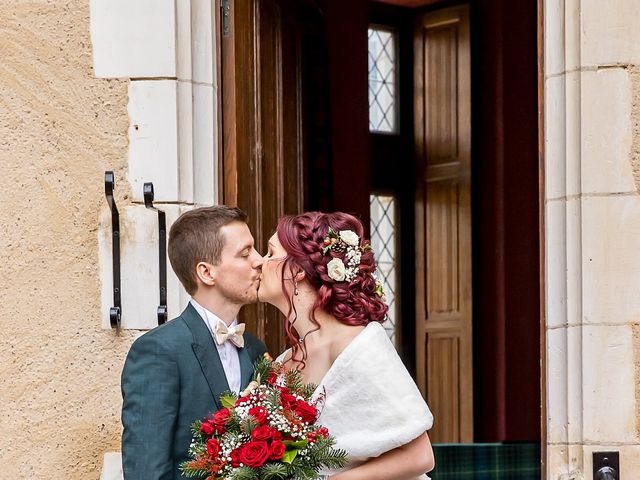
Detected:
[220,222,254,250]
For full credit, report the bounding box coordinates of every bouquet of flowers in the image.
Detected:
[180,354,347,479]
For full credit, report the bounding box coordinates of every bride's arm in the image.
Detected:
[330,432,435,480]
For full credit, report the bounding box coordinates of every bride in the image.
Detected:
[257,211,435,480]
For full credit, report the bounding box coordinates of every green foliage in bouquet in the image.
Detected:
[180,354,347,479]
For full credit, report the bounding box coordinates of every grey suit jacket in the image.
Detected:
[121,303,267,479]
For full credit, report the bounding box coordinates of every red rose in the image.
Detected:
[200,420,215,436]
[278,386,290,394]
[295,401,318,423]
[271,429,283,441]
[213,408,231,434]
[267,371,279,385]
[239,441,270,468]
[248,406,268,425]
[235,396,250,406]
[269,440,286,460]
[252,425,273,441]
[230,448,242,467]
[207,438,221,458]
[280,393,298,410]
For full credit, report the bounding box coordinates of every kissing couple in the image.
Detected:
[121,206,434,479]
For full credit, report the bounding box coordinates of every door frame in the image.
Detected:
[537,0,547,476]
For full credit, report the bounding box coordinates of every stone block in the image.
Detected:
[178,81,195,204]
[564,197,582,326]
[545,200,568,328]
[100,452,122,480]
[545,75,567,200]
[191,0,215,85]
[544,0,565,77]
[546,443,569,479]
[581,69,635,195]
[564,71,581,198]
[547,326,568,443]
[99,204,188,330]
[176,0,193,81]
[583,325,636,443]
[581,0,640,66]
[127,80,180,203]
[564,0,581,73]
[582,195,640,325]
[90,0,176,78]
[193,83,217,206]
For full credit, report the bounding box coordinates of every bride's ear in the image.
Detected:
[294,270,306,282]
[196,262,216,287]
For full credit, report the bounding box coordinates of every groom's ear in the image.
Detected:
[196,261,217,287]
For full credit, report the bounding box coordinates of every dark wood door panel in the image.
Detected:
[221,0,323,355]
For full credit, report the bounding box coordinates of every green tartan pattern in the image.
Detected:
[430,443,541,479]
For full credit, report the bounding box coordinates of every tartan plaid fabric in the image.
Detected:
[430,443,541,479]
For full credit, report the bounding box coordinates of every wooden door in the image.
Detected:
[414,5,472,443]
[220,0,322,354]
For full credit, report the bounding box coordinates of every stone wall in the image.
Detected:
[545,0,640,477]
[1,0,220,477]
[0,2,135,478]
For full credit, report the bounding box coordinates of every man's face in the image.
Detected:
[212,221,263,306]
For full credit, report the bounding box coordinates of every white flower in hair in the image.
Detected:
[327,258,347,282]
[338,230,360,247]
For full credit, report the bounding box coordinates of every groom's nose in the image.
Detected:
[251,251,264,269]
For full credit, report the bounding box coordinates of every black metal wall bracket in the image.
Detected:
[593,451,619,480]
[104,171,121,329]
[144,182,168,325]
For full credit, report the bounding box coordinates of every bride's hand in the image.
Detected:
[328,433,434,480]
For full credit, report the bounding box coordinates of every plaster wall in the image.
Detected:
[0,2,135,478]
[545,0,640,477]
[1,0,219,477]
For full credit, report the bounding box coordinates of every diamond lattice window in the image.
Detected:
[370,194,398,344]
[368,27,397,133]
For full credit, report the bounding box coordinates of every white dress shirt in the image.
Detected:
[190,299,242,394]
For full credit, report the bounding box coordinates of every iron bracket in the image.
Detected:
[144,182,168,325]
[104,171,121,329]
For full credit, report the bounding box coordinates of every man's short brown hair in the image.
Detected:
[168,206,248,295]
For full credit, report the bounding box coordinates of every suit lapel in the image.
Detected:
[182,303,230,410]
[238,340,254,389]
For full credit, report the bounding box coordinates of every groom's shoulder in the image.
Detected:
[129,314,192,352]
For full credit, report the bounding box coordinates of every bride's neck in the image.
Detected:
[286,292,341,343]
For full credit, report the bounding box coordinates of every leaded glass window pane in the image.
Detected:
[368,27,397,133]
[370,194,398,344]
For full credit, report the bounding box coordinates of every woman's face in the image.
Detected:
[257,233,291,308]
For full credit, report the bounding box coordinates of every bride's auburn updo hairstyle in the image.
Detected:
[276,212,388,356]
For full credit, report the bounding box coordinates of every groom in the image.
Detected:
[121,206,267,479]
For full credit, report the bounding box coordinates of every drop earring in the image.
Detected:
[294,279,299,296]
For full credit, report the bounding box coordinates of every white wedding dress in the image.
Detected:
[277,321,433,479]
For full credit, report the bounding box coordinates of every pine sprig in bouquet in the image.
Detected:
[181,354,347,479]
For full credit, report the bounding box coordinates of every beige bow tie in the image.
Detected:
[213,322,245,348]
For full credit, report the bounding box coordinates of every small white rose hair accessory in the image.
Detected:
[322,228,373,283]
[326,258,347,282]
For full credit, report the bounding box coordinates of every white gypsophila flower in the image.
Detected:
[344,267,358,282]
[345,247,362,267]
[339,230,360,247]
[327,258,347,281]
